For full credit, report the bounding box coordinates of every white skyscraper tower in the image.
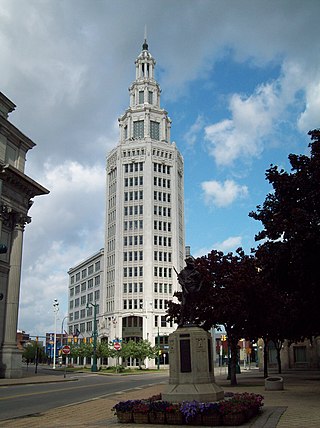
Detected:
[104,39,185,362]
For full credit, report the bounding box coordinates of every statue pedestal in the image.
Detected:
[162,326,224,402]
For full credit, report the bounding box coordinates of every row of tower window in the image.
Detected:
[124,162,144,173]
[152,150,173,160]
[126,120,159,140]
[69,304,99,322]
[154,267,172,278]
[154,236,172,246]
[123,299,144,310]
[154,283,173,294]
[123,299,169,311]
[138,90,153,105]
[70,261,101,284]
[70,276,100,296]
[124,176,143,186]
[154,221,171,231]
[123,266,143,277]
[122,148,145,158]
[154,206,171,217]
[69,290,100,309]
[155,315,173,328]
[123,162,171,175]
[154,251,172,262]
[123,235,143,246]
[124,191,143,201]
[124,220,143,230]
[154,177,171,187]
[123,282,144,293]
[69,320,93,334]
[154,191,171,202]
[124,205,143,216]
[123,251,143,262]
[154,163,171,174]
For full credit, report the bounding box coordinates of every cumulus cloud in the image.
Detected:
[194,236,243,258]
[204,61,306,166]
[298,82,320,133]
[201,179,248,207]
[19,161,105,334]
[183,115,204,147]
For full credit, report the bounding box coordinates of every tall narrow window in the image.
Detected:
[139,91,144,104]
[150,121,160,140]
[133,120,144,139]
[148,91,153,104]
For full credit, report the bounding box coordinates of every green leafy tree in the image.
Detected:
[97,341,112,359]
[128,339,157,369]
[23,341,46,363]
[249,129,320,339]
[168,248,260,385]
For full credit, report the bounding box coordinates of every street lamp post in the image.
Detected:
[61,316,69,346]
[157,326,160,370]
[52,299,59,369]
[87,302,98,372]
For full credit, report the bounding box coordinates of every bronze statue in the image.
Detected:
[176,256,202,326]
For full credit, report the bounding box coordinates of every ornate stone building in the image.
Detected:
[0,92,49,378]
[67,40,185,366]
[103,39,185,359]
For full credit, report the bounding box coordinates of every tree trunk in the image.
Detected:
[229,340,238,386]
[274,339,283,374]
[263,339,268,378]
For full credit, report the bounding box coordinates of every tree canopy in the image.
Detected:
[250,129,320,338]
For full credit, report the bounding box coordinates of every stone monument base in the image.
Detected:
[162,325,224,403]
[163,381,224,402]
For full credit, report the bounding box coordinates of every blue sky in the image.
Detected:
[0,0,319,336]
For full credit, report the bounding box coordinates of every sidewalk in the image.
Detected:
[1,368,320,427]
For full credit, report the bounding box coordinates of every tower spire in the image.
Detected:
[142,25,148,51]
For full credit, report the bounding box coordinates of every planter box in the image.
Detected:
[202,413,223,426]
[265,376,284,391]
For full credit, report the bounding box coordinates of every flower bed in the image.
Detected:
[112,392,264,426]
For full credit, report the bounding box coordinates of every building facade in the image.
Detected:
[0,92,49,378]
[67,248,104,343]
[103,39,185,358]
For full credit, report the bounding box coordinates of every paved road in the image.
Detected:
[0,369,168,421]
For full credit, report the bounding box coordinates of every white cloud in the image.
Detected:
[201,179,248,207]
[204,58,320,167]
[19,161,105,335]
[298,82,320,133]
[194,236,243,258]
[205,77,284,166]
[183,115,204,147]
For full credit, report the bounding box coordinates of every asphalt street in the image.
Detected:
[0,368,168,421]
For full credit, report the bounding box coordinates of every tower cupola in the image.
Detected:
[118,39,171,145]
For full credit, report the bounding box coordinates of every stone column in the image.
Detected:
[1,214,27,378]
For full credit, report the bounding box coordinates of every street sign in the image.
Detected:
[62,345,71,355]
[114,342,121,350]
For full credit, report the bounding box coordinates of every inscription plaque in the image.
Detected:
[180,339,191,372]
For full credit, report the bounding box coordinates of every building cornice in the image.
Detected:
[0,164,49,198]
